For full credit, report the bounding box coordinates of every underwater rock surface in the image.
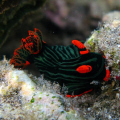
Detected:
[85,11,120,78]
[0,57,120,119]
[0,57,80,120]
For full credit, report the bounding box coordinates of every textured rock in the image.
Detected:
[0,57,79,120]
[85,11,120,78]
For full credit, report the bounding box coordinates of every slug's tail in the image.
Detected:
[21,28,44,54]
[10,46,31,69]
[10,28,44,69]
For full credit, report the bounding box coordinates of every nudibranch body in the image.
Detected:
[11,28,110,97]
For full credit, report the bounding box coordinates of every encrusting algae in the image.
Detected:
[0,56,80,120]
[85,11,120,79]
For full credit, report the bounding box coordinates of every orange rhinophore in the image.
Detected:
[76,65,92,73]
[80,49,89,55]
[72,40,85,49]
[72,40,89,55]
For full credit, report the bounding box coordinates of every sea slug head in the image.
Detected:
[21,28,43,54]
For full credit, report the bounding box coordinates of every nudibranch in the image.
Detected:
[10,28,110,97]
